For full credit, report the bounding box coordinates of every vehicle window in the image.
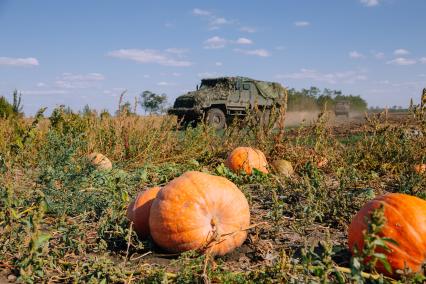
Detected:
[243,83,250,90]
[235,82,241,90]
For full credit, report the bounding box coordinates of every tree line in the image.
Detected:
[287,87,368,112]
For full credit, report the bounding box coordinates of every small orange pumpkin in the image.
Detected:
[348,193,426,276]
[316,157,328,168]
[225,147,268,175]
[87,152,112,170]
[413,164,426,174]
[127,187,161,238]
[149,171,250,255]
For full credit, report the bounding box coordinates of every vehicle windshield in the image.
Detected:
[199,80,219,89]
[199,79,233,90]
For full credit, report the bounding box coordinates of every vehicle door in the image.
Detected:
[227,81,241,104]
[240,82,252,107]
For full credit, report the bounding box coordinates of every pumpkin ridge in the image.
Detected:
[380,199,426,262]
[155,225,207,236]
[189,172,216,211]
[243,148,251,173]
[255,149,265,170]
[152,200,208,234]
[190,173,221,228]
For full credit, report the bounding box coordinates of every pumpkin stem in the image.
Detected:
[210,217,218,228]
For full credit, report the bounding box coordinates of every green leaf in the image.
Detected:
[333,269,345,284]
[33,233,51,250]
[378,257,393,274]
[351,256,361,270]
[215,163,225,175]
[372,239,388,248]
[381,237,399,246]
[372,252,388,260]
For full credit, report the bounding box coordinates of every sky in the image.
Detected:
[0,0,425,115]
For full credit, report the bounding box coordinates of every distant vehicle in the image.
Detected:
[167,77,286,129]
[334,100,350,118]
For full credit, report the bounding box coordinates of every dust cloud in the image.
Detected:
[284,111,321,127]
[282,111,364,127]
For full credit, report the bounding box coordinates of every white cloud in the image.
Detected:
[36,82,46,87]
[390,81,422,88]
[349,51,365,59]
[386,57,416,66]
[192,8,211,16]
[215,62,223,66]
[234,48,270,57]
[294,21,310,27]
[360,0,380,7]
[377,80,390,84]
[192,7,234,30]
[208,17,233,30]
[21,89,68,95]
[198,72,221,78]
[210,17,228,25]
[235,37,253,45]
[420,57,426,64]
[0,57,39,67]
[157,81,174,86]
[276,68,367,84]
[394,49,409,55]
[55,72,105,89]
[165,48,189,55]
[164,22,175,29]
[143,74,150,78]
[171,72,181,77]
[240,26,256,33]
[108,49,192,67]
[204,37,256,48]
[204,36,228,49]
[373,51,385,59]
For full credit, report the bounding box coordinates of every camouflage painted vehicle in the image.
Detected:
[168,77,286,129]
[334,100,350,118]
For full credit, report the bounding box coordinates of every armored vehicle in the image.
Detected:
[334,100,350,118]
[168,77,286,129]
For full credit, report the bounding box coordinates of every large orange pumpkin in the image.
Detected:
[225,147,268,175]
[127,187,161,238]
[149,171,250,255]
[348,193,426,276]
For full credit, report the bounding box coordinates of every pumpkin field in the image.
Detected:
[0,105,425,283]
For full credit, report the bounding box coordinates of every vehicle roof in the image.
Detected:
[200,76,274,84]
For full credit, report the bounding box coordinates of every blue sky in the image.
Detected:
[0,0,425,115]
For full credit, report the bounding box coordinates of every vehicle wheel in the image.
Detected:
[206,108,226,130]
